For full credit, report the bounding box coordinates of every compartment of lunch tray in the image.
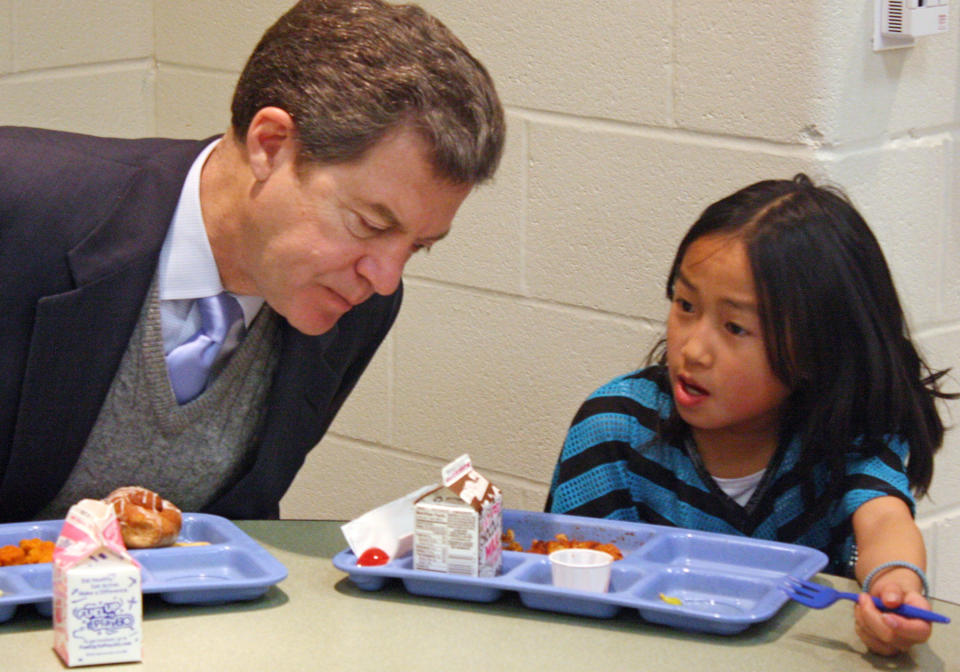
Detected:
[519,588,621,619]
[401,569,504,603]
[637,529,823,577]
[0,569,32,601]
[632,566,780,633]
[0,523,58,546]
[394,554,508,603]
[176,515,236,545]
[19,565,52,591]
[139,546,267,585]
[512,556,643,619]
[512,554,644,593]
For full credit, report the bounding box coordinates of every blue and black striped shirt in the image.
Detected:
[546,366,915,576]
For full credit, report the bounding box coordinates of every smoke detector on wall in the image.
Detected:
[874,0,950,51]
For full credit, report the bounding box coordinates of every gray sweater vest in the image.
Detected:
[39,282,280,518]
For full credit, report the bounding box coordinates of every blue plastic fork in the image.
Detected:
[782,577,950,624]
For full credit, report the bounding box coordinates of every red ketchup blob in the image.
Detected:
[357,547,390,566]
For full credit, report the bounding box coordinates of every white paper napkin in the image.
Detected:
[341,484,437,560]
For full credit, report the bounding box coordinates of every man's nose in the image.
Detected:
[356,240,411,296]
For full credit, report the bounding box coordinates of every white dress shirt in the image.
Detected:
[157,138,264,362]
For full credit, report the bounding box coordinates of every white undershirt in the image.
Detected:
[157,138,264,357]
[712,469,766,507]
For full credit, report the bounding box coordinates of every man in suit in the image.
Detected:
[0,0,504,521]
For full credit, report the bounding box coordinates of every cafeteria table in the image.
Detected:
[1,519,957,671]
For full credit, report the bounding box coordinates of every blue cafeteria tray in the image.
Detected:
[333,509,828,635]
[0,513,287,623]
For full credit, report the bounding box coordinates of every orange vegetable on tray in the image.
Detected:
[0,538,55,566]
[501,529,623,561]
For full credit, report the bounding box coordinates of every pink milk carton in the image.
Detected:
[414,454,503,577]
[53,499,143,667]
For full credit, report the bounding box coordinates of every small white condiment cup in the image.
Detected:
[548,548,613,593]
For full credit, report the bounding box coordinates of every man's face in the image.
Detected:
[234,128,471,335]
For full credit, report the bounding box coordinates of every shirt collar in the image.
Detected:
[157,138,264,326]
[158,138,223,300]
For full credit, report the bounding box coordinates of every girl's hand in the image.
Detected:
[853,582,932,656]
[850,497,931,655]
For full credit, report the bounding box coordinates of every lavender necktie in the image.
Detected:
[166,292,244,404]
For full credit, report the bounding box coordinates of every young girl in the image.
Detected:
[546,174,954,655]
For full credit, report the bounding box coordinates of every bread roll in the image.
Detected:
[104,486,182,548]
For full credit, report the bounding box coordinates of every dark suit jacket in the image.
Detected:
[0,127,402,522]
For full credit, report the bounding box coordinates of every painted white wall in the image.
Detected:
[1,1,957,601]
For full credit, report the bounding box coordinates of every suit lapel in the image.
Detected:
[4,261,157,518]
[0,140,203,520]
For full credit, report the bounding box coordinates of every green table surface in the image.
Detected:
[1,519,956,671]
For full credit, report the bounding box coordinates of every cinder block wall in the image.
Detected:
[1,1,958,600]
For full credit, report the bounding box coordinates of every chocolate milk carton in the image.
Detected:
[53,499,142,667]
[414,454,502,577]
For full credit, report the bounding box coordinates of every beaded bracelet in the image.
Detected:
[862,560,930,597]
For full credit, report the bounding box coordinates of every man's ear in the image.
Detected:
[245,107,298,182]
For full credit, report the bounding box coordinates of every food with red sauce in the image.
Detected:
[501,529,623,561]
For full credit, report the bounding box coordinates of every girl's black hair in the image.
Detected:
[652,174,954,498]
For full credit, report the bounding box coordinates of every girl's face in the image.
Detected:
[666,234,791,450]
